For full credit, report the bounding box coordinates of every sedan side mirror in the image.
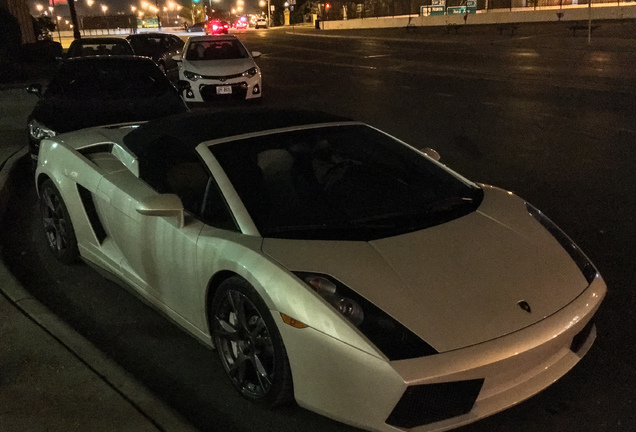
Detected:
[172,54,182,62]
[136,194,184,228]
[26,83,43,98]
[423,148,441,162]
[177,80,191,93]
[252,51,262,58]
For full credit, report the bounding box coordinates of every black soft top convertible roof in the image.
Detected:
[122,108,352,157]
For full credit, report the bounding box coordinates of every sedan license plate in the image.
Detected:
[216,85,232,95]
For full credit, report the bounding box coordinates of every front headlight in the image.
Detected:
[183,70,202,81]
[295,272,438,360]
[28,118,56,141]
[526,202,598,284]
[242,67,258,78]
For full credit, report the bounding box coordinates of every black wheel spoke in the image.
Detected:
[250,317,266,339]
[42,216,56,231]
[227,352,249,382]
[214,316,239,342]
[252,353,273,391]
[232,292,251,332]
[42,191,55,213]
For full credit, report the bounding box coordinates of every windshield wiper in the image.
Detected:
[349,196,475,225]
[423,196,474,214]
[264,197,476,239]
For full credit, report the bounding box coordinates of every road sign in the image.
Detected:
[447,4,476,14]
[430,0,445,15]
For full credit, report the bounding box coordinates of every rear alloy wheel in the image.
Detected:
[39,179,79,264]
[212,277,293,408]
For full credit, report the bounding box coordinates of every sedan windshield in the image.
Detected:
[185,39,248,61]
[46,58,176,100]
[210,125,483,241]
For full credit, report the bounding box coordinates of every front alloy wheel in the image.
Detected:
[212,277,292,407]
[39,179,79,264]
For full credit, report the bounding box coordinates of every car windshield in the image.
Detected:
[67,40,133,57]
[185,39,248,61]
[45,59,176,99]
[127,36,163,56]
[210,125,483,240]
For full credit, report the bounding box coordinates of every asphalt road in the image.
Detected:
[1,22,636,432]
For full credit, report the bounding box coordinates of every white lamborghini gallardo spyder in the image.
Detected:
[35,109,606,432]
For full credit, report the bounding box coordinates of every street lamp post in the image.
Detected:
[55,14,62,42]
[101,4,109,33]
[47,5,62,43]
[156,0,162,29]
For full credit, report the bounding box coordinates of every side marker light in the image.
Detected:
[280,313,308,329]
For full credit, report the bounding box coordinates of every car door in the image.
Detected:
[93,145,206,317]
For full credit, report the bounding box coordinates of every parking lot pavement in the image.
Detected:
[0,88,200,432]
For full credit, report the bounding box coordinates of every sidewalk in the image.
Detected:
[0,88,199,432]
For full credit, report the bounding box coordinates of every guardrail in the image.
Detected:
[321,3,636,30]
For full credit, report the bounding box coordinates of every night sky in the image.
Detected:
[33,0,264,19]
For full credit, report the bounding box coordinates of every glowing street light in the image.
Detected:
[101,4,108,14]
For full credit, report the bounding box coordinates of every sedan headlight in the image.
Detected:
[295,272,438,360]
[242,67,258,78]
[183,70,202,81]
[28,118,56,141]
[526,202,597,284]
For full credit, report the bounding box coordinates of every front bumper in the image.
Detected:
[278,276,606,432]
[180,75,261,103]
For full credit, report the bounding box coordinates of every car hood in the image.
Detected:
[183,58,255,76]
[31,93,187,134]
[261,186,590,353]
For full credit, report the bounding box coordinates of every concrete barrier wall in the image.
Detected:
[321,4,636,29]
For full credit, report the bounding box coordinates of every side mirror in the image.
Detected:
[26,83,43,98]
[252,51,262,58]
[177,80,191,93]
[136,194,184,228]
[172,54,182,62]
[423,148,441,162]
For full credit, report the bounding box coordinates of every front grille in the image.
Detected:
[199,72,244,80]
[386,379,484,429]
[200,82,248,101]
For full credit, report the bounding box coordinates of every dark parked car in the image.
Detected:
[186,21,207,32]
[66,37,135,57]
[126,32,184,78]
[26,56,187,166]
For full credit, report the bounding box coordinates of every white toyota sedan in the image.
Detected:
[35,109,605,432]
[175,35,261,103]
